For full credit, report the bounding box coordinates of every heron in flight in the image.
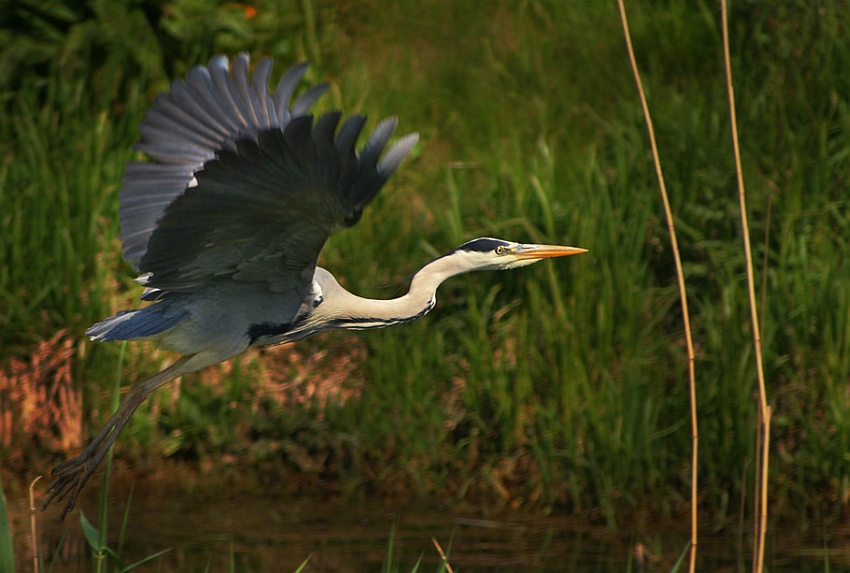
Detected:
[44,54,586,519]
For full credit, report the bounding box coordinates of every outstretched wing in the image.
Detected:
[118,54,418,296]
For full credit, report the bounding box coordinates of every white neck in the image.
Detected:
[292,254,464,337]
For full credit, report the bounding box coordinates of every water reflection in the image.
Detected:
[14,478,850,572]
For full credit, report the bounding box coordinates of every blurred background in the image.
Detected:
[2,0,850,569]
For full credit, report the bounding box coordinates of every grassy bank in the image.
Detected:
[2,0,850,531]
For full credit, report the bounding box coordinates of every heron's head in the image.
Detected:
[450,237,587,272]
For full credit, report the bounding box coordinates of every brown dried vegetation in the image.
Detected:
[0,331,81,473]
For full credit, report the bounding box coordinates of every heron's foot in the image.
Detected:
[40,360,189,520]
[42,454,99,521]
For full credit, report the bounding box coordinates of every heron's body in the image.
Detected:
[44,55,586,519]
[89,264,438,372]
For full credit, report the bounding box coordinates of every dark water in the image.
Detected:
[11,479,850,572]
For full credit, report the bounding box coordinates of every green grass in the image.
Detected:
[0,477,14,573]
[3,0,850,534]
[0,75,124,352]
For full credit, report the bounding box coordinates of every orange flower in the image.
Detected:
[226,3,258,19]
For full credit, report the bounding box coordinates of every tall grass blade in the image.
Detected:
[79,510,101,554]
[81,506,171,572]
[0,477,14,573]
[720,2,772,572]
[616,1,699,570]
[119,547,173,572]
[383,518,398,573]
[668,542,692,573]
[117,485,134,558]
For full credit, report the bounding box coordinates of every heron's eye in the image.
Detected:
[495,246,505,255]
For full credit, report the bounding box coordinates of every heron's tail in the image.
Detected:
[87,303,188,341]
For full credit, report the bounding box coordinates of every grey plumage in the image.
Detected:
[121,55,412,291]
[100,54,417,350]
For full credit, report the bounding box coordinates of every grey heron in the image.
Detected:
[43,54,586,519]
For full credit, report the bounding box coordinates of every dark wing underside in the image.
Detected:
[118,54,418,297]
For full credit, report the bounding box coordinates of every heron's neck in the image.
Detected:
[309,255,463,331]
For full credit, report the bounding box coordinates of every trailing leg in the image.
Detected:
[43,356,192,520]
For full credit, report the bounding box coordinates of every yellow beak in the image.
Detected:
[513,244,588,260]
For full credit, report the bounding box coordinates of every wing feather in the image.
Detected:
[291,83,330,117]
[119,54,418,301]
[231,55,261,126]
[208,55,253,130]
[251,58,274,128]
[184,66,237,132]
[273,62,309,125]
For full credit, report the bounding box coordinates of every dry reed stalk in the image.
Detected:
[720,2,771,572]
[616,2,699,572]
[431,536,455,573]
[29,476,40,573]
